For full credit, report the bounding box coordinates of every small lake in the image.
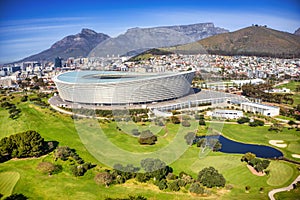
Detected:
[196,135,283,158]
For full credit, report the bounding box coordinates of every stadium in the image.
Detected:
[53,70,195,105]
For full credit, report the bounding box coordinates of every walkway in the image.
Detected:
[268,175,300,200]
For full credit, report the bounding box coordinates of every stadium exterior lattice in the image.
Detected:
[53,70,195,105]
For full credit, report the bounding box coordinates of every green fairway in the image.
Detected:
[267,162,294,186]
[0,171,20,197]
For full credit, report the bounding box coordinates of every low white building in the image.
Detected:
[240,102,279,117]
[232,78,265,86]
[210,109,244,119]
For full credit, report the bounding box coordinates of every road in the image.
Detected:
[268,175,300,200]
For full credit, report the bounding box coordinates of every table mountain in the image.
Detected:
[163,26,300,58]
[20,29,110,62]
[88,23,228,57]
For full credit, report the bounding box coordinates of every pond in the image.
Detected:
[196,135,283,158]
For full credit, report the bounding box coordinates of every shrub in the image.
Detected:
[166,173,177,180]
[37,162,58,175]
[136,173,150,183]
[20,95,28,102]
[249,119,264,127]
[182,120,191,127]
[168,180,180,191]
[157,179,168,190]
[189,182,204,194]
[95,172,114,187]
[131,129,140,136]
[237,117,250,124]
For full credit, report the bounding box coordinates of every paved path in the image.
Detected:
[49,104,108,119]
[268,175,300,200]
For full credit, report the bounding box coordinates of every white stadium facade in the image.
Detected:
[53,70,195,105]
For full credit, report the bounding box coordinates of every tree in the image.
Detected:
[196,138,206,148]
[189,182,205,194]
[241,152,256,162]
[95,172,114,187]
[0,130,51,162]
[138,130,157,145]
[199,119,206,126]
[3,194,28,200]
[184,132,195,145]
[212,140,222,151]
[170,116,180,124]
[197,167,226,188]
[141,158,166,172]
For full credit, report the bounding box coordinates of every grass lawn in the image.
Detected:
[275,80,300,105]
[275,80,300,91]
[274,188,300,200]
[0,94,300,199]
[0,171,20,197]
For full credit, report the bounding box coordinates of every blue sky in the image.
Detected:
[0,0,299,64]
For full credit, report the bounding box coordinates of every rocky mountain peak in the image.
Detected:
[81,28,98,35]
[294,28,300,36]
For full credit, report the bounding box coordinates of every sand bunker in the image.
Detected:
[292,154,300,159]
[269,140,287,148]
[247,165,265,176]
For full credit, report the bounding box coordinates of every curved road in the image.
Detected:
[268,175,300,200]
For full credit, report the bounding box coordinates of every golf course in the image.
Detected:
[0,92,299,199]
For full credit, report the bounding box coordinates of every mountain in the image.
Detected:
[162,26,300,58]
[88,23,228,57]
[294,28,300,36]
[20,29,110,62]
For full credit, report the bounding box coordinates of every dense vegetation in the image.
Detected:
[54,146,94,176]
[242,84,294,105]
[0,130,54,162]
[241,152,271,173]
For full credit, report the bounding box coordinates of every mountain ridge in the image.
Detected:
[19,28,110,62]
[18,23,228,62]
[160,26,300,58]
[89,22,228,58]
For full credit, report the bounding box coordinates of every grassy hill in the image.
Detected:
[129,26,300,59]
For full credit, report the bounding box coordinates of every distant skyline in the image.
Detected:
[0,0,300,64]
